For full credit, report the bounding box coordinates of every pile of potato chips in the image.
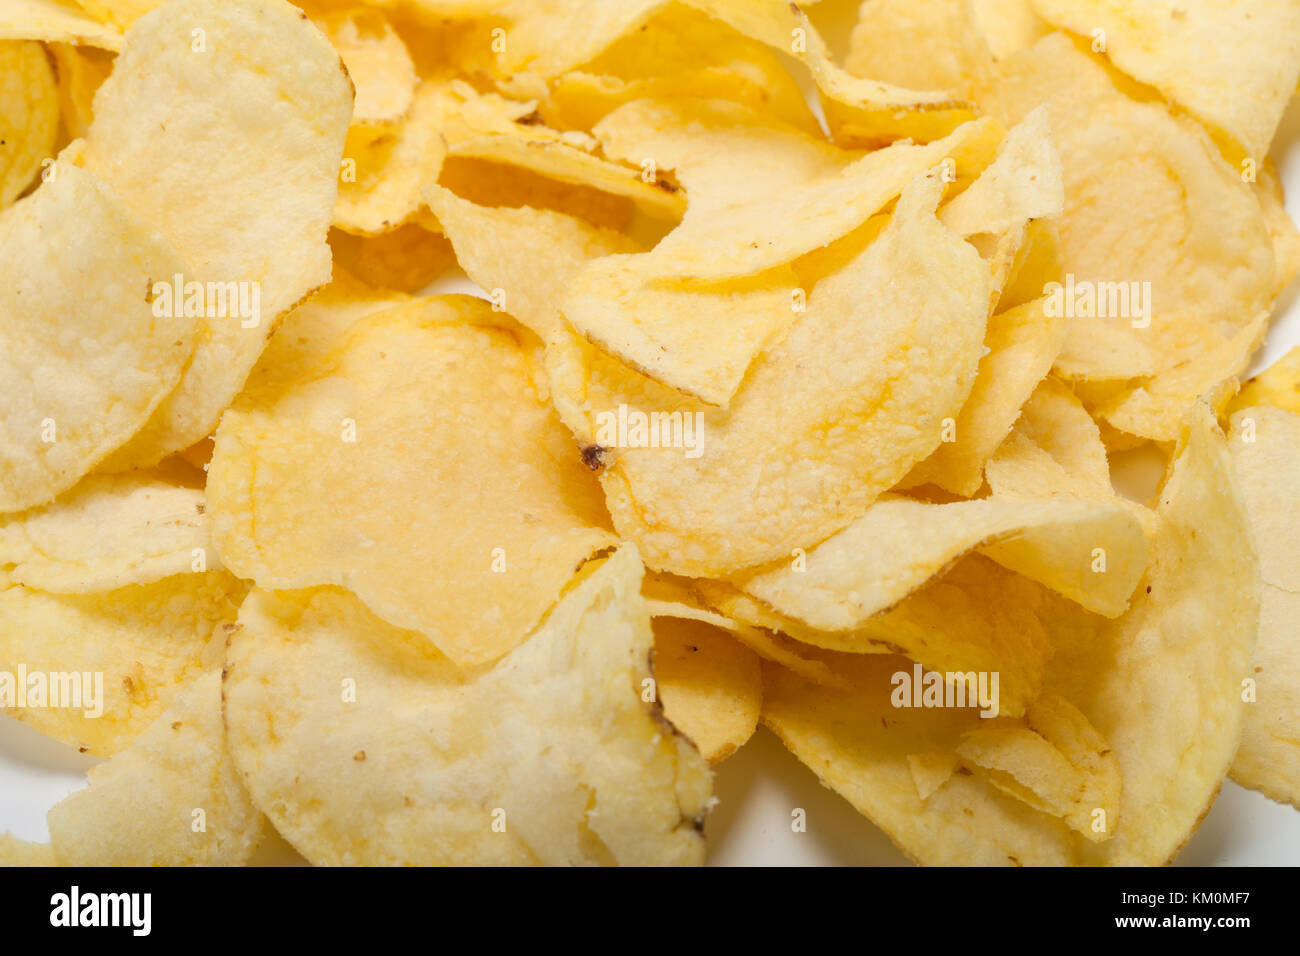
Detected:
[2,0,1299,866]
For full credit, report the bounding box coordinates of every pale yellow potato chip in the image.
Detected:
[1228,406,1300,807]
[1031,0,1300,160]
[1255,160,1300,300]
[0,833,56,866]
[846,0,992,97]
[970,0,1049,59]
[978,34,1274,385]
[1229,345,1300,417]
[907,752,959,801]
[652,615,761,765]
[492,0,665,77]
[209,297,615,668]
[1003,376,1112,494]
[47,670,265,866]
[0,571,244,756]
[47,41,113,142]
[224,546,712,865]
[903,295,1066,495]
[578,171,990,575]
[329,223,455,293]
[315,7,415,125]
[0,0,122,49]
[956,694,1120,841]
[0,469,214,591]
[998,217,1062,313]
[0,40,58,207]
[84,0,353,467]
[561,255,800,407]
[732,492,1146,630]
[0,161,193,513]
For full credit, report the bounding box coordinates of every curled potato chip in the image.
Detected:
[652,614,761,765]
[47,670,265,866]
[0,571,244,757]
[1228,345,1300,417]
[956,694,1120,841]
[903,295,1065,495]
[732,493,1147,626]
[84,0,353,467]
[1031,0,1300,160]
[575,171,990,576]
[329,224,455,293]
[0,469,214,592]
[224,546,712,865]
[1227,406,1300,807]
[0,161,193,513]
[996,376,1112,496]
[209,296,615,668]
[47,41,114,142]
[315,7,416,125]
[0,40,57,208]
[979,34,1275,387]
[0,0,122,49]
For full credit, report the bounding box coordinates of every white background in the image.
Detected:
[5,35,1300,868]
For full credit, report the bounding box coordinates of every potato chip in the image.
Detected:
[0,571,244,756]
[209,297,616,668]
[1227,406,1300,807]
[329,223,454,293]
[0,40,58,207]
[1229,345,1300,417]
[315,7,415,125]
[652,615,761,765]
[47,670,265,865]
[1031,0,1300,160]
[47,41,113,142]
[846,0,992,97]
[490,0,665,78]
[0,833,56,866]
[224,546,711,865]
[1002,376,1111,494]
[70,0,163,30]
[970,0,1049,60]
[84,0,353,467]
[978,34,1275,385]
[903,295,1065,495]
[732,493,1146,630]
[436,154,638,231]
[956,694,1120,841]
[0,161,193,513]
[571,171,990,576]
[1255,160,1300,300]
[0,469,214,592]
[0,0,122,49]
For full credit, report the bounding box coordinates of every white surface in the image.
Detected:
[5,75,1300,871]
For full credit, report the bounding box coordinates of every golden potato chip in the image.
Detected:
[84,0,353,467]
[209,297,615,668]
[576,171,991,576]
[978,34,1275,386]
[903,295,1065,495]
[0,161,193,513]
[47,42,114,142]
[70,0,163,30]
[970,0,1049,59]
[490,0,664,77]
[956,694,1120,841]
[1001,376,1111,494]
[436,154,638,231]
[314,7,415,125]
[1255,160,1300,299]
[0,833,56,866]
[0,571,244,756]
[0,469,214,591]
[329,223,455,293]
[652,615,761,765]
[1031,0,1300,160]
[1229,345,1300,417]
[224,546,711,865]
[0,0,122,49]
[1227,406,1300,807]
[47,670,265,865]
[846,0,991,97]
[0,40,58,207]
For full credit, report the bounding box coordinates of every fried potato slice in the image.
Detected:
[1228,345,1300,417]
[0,40,57,208]
[846,0,992,97]
[314,6,416,125]
[652,615,761,765]
[1031,0,1300,160]
[1227,406,1300,807]
[209,296,615,668]
[329,224,455,294]
[224,546,711,866]
[0,0,122,49]
[0,571,244,757]
[47,42,114,142]
[83,0,353,467]
[956,694,1120,841]
[0,160,193,513]
[994,376,1112,496]
[0,469,214,591]
[47,670,265,865]
[970,0,1049,60]
[0,833,56,866]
